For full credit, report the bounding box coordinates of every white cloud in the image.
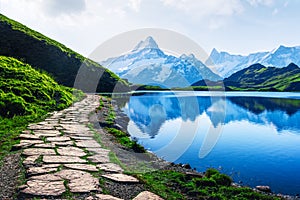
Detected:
[128,0,141,12]
[160,0,243,17]
[42,0,86,17]
[247,0,274,7]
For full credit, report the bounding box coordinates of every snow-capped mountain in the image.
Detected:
[100,36,221,88]
[206,45,300,78]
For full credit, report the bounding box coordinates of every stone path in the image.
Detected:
[14,95,162,200]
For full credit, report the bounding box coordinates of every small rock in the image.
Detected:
[256,185,271,193]
[133,191,164,200]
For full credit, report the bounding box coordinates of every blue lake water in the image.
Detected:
[119,91,300,195]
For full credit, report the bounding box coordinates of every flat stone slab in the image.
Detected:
[76,140,101,148]
[57,147,86,157]
[51,141,74,146]
[97,163,123,173]
[27,124,56,130]
[27,165,59,175]
[19,140,44,145]
[70,136,94,140]
[46,136,71,142]
[68,175,99,193]
[88,155,110,163]
[29,174,62,181]
[19,134,40,140]
[55,169,99,193]
[23,148,56,156]
[133,191,164,200]
[64,164,98,172]
[34,143,56,148]
[55,169,90,180]
[65,132,94,137]
[23,155,39,166]
[34,131,61,137]
[21,180,65,196]
[102,174,139,183]
[43,156,87,164]
[61,125,90,132]
[60,121,79,125]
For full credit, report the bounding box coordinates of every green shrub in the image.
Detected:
[205,168,220,178]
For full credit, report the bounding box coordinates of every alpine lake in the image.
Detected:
[112,91,300,195]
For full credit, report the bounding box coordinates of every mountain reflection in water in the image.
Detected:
[117,91,300,195]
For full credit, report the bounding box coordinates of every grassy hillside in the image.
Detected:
[192,63,300,91]
[0,56,83,160]
[225,63,300,91]
[0,14,128,93]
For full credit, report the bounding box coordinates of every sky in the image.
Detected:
[0,0,300,59]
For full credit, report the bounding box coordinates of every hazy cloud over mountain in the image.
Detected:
[42,0,86,16]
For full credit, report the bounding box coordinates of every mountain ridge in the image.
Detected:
[101,37,221,88]
[192,63,300,91]
[206,45,300,78]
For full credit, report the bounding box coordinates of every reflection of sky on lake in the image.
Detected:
[121,92,300,195]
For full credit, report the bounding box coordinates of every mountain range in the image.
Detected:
[101,36,300,90]
[193,63,300,91]
[100,36,221,88]
[206,45,300,78]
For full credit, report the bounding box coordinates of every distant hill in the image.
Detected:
[0,14,128,92]
[192,63,300,91]
[206,45,300,78]
[0,56,77,118]
[101,36,221,88]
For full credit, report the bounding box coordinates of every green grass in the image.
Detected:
[0,14,82,60]
[0,14,129,93]
[105,106,116,126]
[0,56,84,161]
[105,128,146,153]
[137,169,280,200]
